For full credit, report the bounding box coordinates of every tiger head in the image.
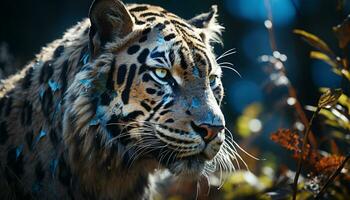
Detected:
[64,0,231,177]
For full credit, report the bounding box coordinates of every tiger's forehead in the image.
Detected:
[127,4,220,83]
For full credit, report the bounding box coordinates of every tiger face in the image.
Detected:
[65,0,228,177]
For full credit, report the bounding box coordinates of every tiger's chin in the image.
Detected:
[166,156,208,178]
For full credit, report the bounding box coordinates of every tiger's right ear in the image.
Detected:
[89,0,134,58]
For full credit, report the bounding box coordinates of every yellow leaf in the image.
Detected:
[341,69,350,81]
[338,94,350,115]
[318,88,343,108]
[310,51,338,68]
[333,15,350,48]
[294,29,334,56]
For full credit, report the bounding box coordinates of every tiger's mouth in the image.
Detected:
[158,154,208,176]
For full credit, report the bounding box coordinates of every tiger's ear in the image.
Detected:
[188,5,224,45]
[89,0,134,57]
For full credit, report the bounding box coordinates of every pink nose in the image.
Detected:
[191,121,224,143]
[199,124,225,142]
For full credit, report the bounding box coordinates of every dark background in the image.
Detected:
[1,0,349,170]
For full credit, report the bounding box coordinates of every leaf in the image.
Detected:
[294,29,334,56]
[333,14,350,48]
[318,88,343,108]
[338,94,350,115]
[315,155,346,174]
[341,69,350,81]
[310,51,338,68]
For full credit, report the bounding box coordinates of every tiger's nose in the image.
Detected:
[191,121,225,143]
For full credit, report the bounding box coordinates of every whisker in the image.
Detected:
[220,66,242,78]
[216,48,236,61]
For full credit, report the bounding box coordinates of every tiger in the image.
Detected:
[0,0,237,199]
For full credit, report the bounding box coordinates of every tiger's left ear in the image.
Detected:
[188,5,224,45]
[89,0,134,58]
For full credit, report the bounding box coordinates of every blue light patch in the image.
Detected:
[79,79,93,88]
[89,118,100,126]
[39,86,45,99]
[16,144,24,160]
[156,33,166,45]
[48,79,62,92]
[205,112,215,124]
[81,52,90,65]
[192,66,200,78]
[50,159,58,177]
[191,97,201,109]
[33,130,47,148]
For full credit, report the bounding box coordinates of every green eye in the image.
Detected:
[155,68,168,79]
[209,75,218,86]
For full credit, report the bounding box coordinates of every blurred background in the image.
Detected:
[1,0,350,199]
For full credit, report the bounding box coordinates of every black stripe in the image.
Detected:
[121,64,137,104]
[7,146,24,176]
[170,20,194,31]
[49,129,59,148]
[117,65,127,85]
[39,61,54,84]
[169,49,175,67]
[163,100,174,109]
[140,12,163,18]
[35,161,45,181]
[146,17,156,22]
[124,111,144,121]
[106,58,116,90]
[20,100,32,126]
[127,45,141,55]
[41,88,53,118]
[22,67,33,89]
[156,131,193,145]
[176,26,204,45]
[53,45,65,58]
[5,97,12,116]
[25,130,33,150]
[138,64,148,75]
[179,49,189,70]
[146,88,156,95]
[58,154,72,187]
[129,6,148,12]
[164,33,176,41]
[60,60,69,97]
[137,49,150,64]
[131,13,146,25]
[159,110,171,115]
[165,119,175,123]
[140,101,152,112]
[146,100,164,121]
[0,121,9,144]
[106,115,123,137]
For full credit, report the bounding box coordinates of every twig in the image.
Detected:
[264,0,318,149]
[292,107,321,200]
[315,153,350,199]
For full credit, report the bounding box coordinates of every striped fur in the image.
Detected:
[0,1,230,199]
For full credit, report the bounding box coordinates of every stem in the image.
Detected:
[264,0,318,150]
[288,86,318,148]
[292,107,321,200]
[315,153,350,199]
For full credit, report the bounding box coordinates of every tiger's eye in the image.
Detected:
[155,68,168,79]
[209,75,217,86]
